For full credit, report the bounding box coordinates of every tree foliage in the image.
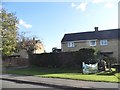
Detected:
[77,48,98,64]
[0,9,19,56]
[17,38,35,54]
[16,34,38,54]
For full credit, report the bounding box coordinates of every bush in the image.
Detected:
[76,48,98,64]
[29,52,82,69]
[29,48,98,70]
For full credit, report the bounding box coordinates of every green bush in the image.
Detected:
[29,48,98,69]
[76,48,98,64]
[29,52,81,69]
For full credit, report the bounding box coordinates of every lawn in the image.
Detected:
[3,67,120,83]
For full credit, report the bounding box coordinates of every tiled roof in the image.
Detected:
[61,29,120,42]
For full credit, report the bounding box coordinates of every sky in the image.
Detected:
[1,0,119,52]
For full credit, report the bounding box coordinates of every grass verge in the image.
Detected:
[3,67,120,83]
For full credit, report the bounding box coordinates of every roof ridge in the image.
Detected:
[61,28,119,42]
[65,31,95,35]
[65,28,119,35]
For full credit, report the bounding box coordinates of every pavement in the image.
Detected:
[1,74,120,90]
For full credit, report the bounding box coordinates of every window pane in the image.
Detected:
[67,42,74,47]
[89,40,96,46]
[100,40,108,46]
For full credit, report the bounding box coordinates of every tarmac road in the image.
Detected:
[2,80,119,90]
[1,80,58,89]
[1,74,119,90]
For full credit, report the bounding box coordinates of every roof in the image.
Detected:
[61,29,120,42]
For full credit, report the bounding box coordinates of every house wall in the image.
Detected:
[61,39,119,61]
[62,40,90,52]
[97,39,118,60]
[33,42,45,54]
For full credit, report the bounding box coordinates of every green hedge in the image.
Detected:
[29,52,80,68]
[29,48,97,69]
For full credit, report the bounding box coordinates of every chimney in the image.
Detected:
[33,37,35,41]
[94,27,98,32]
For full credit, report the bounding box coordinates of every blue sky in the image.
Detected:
[1,0,119,52]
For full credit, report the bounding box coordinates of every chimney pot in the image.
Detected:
[94,27,98,32]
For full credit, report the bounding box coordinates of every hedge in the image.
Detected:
[29,52,82,68]
[29,48,97,70]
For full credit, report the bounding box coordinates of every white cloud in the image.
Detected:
[71,3,77,8]
[19,19,32,29]
[92,0,103,4]
[76,2,87,11]
[105,2,114,8]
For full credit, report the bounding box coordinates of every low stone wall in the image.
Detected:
[2,58,29,67]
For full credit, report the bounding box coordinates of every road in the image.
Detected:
[1,80,59,89]
[1,79,119,90]
[1,80,93,90]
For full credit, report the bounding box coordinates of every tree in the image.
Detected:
[76,48,98,64]
[0,9,19,56]
[16,35,41,54]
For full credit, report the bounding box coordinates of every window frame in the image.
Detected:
[89,40,96,46]
[100,40,108,46]
[67,41,75,48]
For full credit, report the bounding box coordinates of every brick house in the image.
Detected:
[61,27,120,63]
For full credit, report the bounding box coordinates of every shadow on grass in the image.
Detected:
[3,66,83,76]
[96,71,118,76]
[3,66,119,77]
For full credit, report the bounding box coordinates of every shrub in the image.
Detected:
[29,48,98,70]
[29,52,82,69]
[76,48,98,64]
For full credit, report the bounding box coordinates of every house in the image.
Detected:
[17,37,45,54]
[61,27,120,62]
[33,39,45,54]
[25,38,45,54]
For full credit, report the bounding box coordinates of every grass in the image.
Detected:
[3,66,120,83]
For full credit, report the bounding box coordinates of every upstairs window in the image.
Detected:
[100,40,108,46]
[67,42,75,47]
[89,40,96,46]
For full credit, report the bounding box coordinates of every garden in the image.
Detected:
[3,48,120,83]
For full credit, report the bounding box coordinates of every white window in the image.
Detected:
[100,40,108,46]
[67,42,75,47]
[89,40,96,46]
